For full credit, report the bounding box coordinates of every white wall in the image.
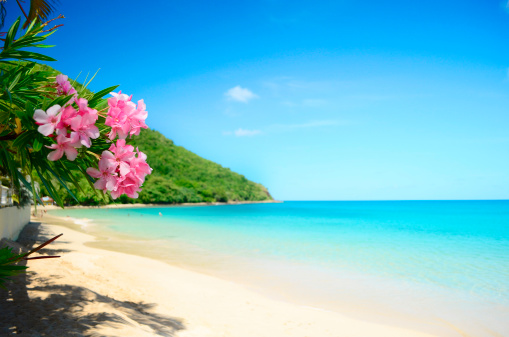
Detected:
[0,206,31,241]
[0,185,11,205]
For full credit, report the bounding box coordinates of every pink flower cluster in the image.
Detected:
[105,91,148,141]
[33,75,152,200]
[55,74,77,97]
[86,139,152,199]
[33,98,99,161]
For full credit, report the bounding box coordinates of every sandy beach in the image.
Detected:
[0,215,439,337]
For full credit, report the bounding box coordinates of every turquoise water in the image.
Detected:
[50,201,509,336]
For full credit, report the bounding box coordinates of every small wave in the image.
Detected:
[72,217,94,228]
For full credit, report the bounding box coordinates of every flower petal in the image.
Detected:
[64,147,78,161]
[47,149,63,161]
[70,115,82,131]
[46,105,61,117]
[110,189,121,199]
[80,136,92,148]
[105,177,117,191]
[119,162,131,177]
[38,123,55,136]
[33,109,49,123]
[85,125,100,139]
[94,179,107,190]
[86,167,102,178]
[101,150,115,160]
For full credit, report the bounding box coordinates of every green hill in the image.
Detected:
[130,129,272,204]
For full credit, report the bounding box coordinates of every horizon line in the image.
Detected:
[279,199,509,202]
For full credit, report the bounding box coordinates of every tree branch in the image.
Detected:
[0,131,25,141]
[15,0,28,19]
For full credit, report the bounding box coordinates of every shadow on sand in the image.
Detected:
[0,222,185,336]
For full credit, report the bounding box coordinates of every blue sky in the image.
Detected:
[5,0,509,200]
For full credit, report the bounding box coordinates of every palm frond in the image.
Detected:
[23,0,59,29]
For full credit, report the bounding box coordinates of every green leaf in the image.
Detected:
[11,35,46,48]
[4,18,20,50]
[34,165,64,207]
[0,111,9,124]
[42,94,74,111]
[0,50,56,62]
[0,145,20,190]
[45,165,79,203]
[8,71,22,91]
[41,29,58,39]
[32,138,43,152]
[24,17,38,34]
[15,170,42,205]
[12,131,33,148]
[30,44,55,48]
[88,85,119,107]
[83,69,100,90]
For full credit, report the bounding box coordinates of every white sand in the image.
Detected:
[1,218,439,337]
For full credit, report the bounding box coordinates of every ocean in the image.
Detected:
[49,201,509,336]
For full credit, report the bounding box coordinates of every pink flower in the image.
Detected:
[84,91,151,200]
[110,173,142,199]
[110,91,131,102]
[106,92,148,139]
[33,105,62,136]
[55,74,77,97]
[76,98,98,120]
[129,148,152,184]
[109,147,151,199]
[70,114,100,148]
[105,106,130,140]
[57,105,78,130]
[128,99,148,136]
[72,99,99,147]
[98,139,135,177]
[86,156,117,191]
[56,99,100,147]
[46,133,80,161]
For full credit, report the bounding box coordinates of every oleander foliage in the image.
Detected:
[0,17,155,209]
[0,18,123,208]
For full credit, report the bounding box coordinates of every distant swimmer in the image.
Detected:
[159,212,162,216]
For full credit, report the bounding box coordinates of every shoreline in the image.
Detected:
[2,214,439,337]
[35,199,283,210]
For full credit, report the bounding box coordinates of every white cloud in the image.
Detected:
[232,128,262,137]
[225,86,258,103]
[222,129,262,137]
[235,128,262,136]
